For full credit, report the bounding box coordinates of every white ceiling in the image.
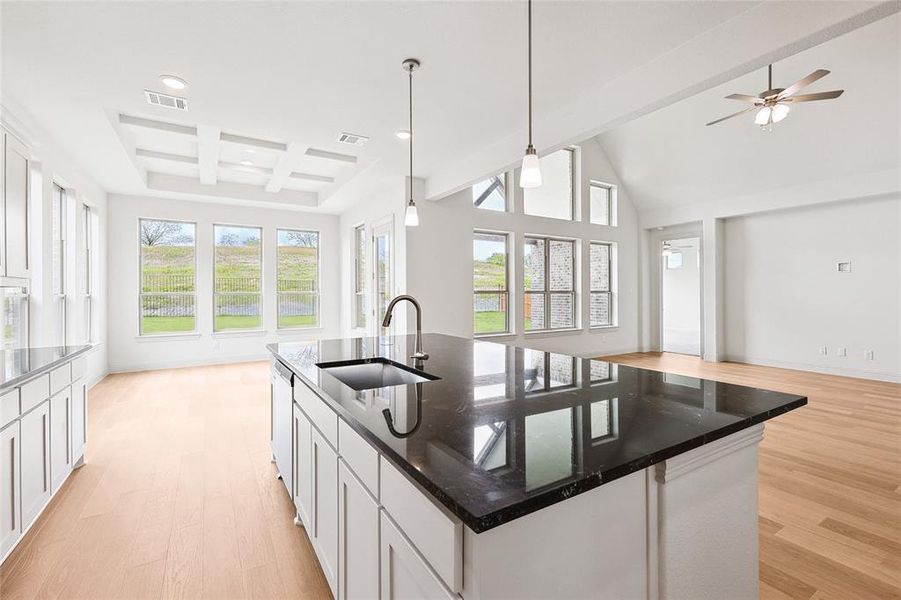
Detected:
[2,0,758,212]
[596,13,900,212]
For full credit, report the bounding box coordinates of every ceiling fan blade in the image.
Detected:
[785,90,844,103]
[705,106,756,126]
[725,93,761,103]
[777,69,830,99]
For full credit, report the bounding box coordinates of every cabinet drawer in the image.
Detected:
[294,381,337,449]
[71,356,87,382]
[338,419,379,498]
[20,375,50,414]
[379,460,462,593]
[49,364,71,396]
[0,388,19,429]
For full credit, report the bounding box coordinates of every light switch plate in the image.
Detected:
[837,261,852,272]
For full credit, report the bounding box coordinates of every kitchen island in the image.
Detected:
[269,334,806,599]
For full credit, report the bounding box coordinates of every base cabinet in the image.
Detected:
[0,423,21,558]
[338,460,379,600]
[272,371,293,497]
[20,401,50,529]
[380,511,456,600]
[311,428,339,597]
[293,404,312,526]
[49,390,71,493]
[71,381,86,464]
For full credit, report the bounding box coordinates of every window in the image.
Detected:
[52,184,66,345]
[1,285,28,350]
[473,232,509,335]
[277,229,319,328]
[472,174,506,211]
[82,204,95,342]
[522,149,574,221]
[590,242,613,327]
[589,181,615,226]
[352,224,366,329]
[214,225,262,331]
[524,236,575,331]
[523,350,576,393]
[140,219,196,335]
[666,252,683,269]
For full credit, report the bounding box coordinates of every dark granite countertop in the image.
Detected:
[0,345,93,391]
[268,334,806,533]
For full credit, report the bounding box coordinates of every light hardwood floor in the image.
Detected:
[605,352,901,600]
[1,356,898,599]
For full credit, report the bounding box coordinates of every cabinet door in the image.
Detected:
[338,460,379,600]
[20,401,50,529]
[49,389,71,493]
[0,422,21,559]
[273,374,293,496]
[3,133,30,278]
[380,511,456,600]
[71,381,86,465]
[293,405,312,527]
[311,428,339,597]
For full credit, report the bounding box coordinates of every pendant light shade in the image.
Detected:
[403,58,420,227]
[520,0,542,189]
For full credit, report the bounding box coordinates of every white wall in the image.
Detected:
[405,139,640,358]
[106,194,340,372]
[724,195,900,381]
[2,97,109,386]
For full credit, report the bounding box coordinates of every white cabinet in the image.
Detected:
[338,460,379,600]
[272,364,293,496]
[311,427,339,597]
[71,381,86,464]
[49,389,71,493]
[293,404,312,527]
[380,511,456,600]
[20,401,50,529]
[0,422,21,559]
[2,131,30,278]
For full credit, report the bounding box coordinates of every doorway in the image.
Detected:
[661,237,701,355]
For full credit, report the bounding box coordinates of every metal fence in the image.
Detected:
[474,286,507,313]
[141,278,317,318]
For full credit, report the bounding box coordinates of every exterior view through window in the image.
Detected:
[214,225,262,331]
[472,174,506,211]
[473,231,509,334]
[353,224,366,329]
[140,219,196,334]
[524,236,576,331]
[52,184,66,345]
[590,242,613,327]
[277,229,319,328]
[590,182,615,226]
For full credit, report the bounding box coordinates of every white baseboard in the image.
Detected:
[109,352,270,374]
[724,354,901,384]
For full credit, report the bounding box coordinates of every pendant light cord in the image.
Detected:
[527,0,533,147]
[409,66,414,204]
[768,64,772,90]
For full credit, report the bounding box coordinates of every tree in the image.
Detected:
[218,232,240,246]
[141,220,191,246]
[284,230,318,247]
[486,253,506,266]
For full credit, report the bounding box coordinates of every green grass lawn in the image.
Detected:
[474,311,507,334]
[141,316,196,334]
[141,314,318,334]
[278,315,318,328]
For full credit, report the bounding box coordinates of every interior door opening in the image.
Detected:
[661,236,701,356]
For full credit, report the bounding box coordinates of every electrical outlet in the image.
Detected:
[836,347,847,357]
[865,350,875,360]
[818,346,828,356]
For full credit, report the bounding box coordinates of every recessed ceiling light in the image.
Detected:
[159,75,188,90]
[395,129,411,140]
[240,160,253,166]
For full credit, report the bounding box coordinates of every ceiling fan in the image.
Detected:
[705,63,844,129]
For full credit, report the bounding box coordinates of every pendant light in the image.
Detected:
[403,58,420,227]
[519,0,542,188]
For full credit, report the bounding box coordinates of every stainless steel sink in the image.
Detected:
[316,358,439,391]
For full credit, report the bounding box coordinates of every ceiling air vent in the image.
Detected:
[337,132,369,146]
[144,90,188,111]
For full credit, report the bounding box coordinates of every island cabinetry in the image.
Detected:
[380,510,457,600]
[271,359,293,497]
[293,403,312,526]
[310,426,339,595]
[337,459,379,600]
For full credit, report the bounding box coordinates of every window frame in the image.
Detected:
[352,223,367,330]
[522,148,575,221]
[589,180,616,226]
[276,227,321,330]
[52,183,67,345]
[473,230,511,336]
[213,223,264,333]
[82,203,94,342]
[589,240,615,328]
[138,217,198,337]
[523,235,577,332]
[472,172,508,212]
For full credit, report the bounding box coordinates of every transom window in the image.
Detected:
[524,236,576,331]
[590,241,614,327]
[473,231,509,335]
[139,218,196,335]
[589,181,616,226]
[472,174,507,212]
[277,229,319,329]
[522,149,574,221]
[214,224,262,331]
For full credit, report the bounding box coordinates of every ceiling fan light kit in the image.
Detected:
[706,63,843,129]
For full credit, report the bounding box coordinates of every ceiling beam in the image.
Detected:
[289,172,335,183]
[305,148,357,164]
[266,142,309,193]
[147,172,318,208]
[197,125,220,185]
[135,148,198,164]
[219,131,287,152]
[119,113,196,135]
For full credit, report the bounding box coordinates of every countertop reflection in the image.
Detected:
[269,333,806,532]
[0,344,92,390]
